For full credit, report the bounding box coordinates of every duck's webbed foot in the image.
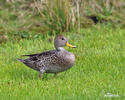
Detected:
[39,69,45,79]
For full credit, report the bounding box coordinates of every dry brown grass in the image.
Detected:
[79,0,125,18]
[0,0,125,36]
[34,0,77,34]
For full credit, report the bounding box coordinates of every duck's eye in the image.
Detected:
[62,38,65,40]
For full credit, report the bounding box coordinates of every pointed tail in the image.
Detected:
[16,58,25,63]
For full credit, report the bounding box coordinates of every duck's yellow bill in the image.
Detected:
[66,41,76,48]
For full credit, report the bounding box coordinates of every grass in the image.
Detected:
[0,24,125,100]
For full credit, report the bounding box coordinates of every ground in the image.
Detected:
[0,25,125,100]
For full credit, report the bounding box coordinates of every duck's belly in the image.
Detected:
[46,65,71,73]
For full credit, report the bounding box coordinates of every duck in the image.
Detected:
[17,35,76,79]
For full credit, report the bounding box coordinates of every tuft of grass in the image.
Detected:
[0,25,125,99]
[35,0,75,35]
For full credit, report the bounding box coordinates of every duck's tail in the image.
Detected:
[16,58,25,63]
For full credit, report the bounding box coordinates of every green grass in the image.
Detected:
[0,25,125,100]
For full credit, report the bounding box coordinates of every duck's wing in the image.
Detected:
[18,50,57,65]
[22,53,42,57]
[17,50,58,71]
[22,50,56,57]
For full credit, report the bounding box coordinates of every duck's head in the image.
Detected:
[54,35,76,50]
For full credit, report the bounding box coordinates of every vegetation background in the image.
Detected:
[0,0,125,100]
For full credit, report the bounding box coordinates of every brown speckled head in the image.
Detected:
[54,35,76,50]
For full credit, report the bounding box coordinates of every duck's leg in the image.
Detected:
[39,69,45,79]
[53,73,57,77]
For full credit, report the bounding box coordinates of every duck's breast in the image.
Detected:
[46,51,75,73]
[65,52,75,67]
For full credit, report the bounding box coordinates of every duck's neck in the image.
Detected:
[56,47,65,51]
